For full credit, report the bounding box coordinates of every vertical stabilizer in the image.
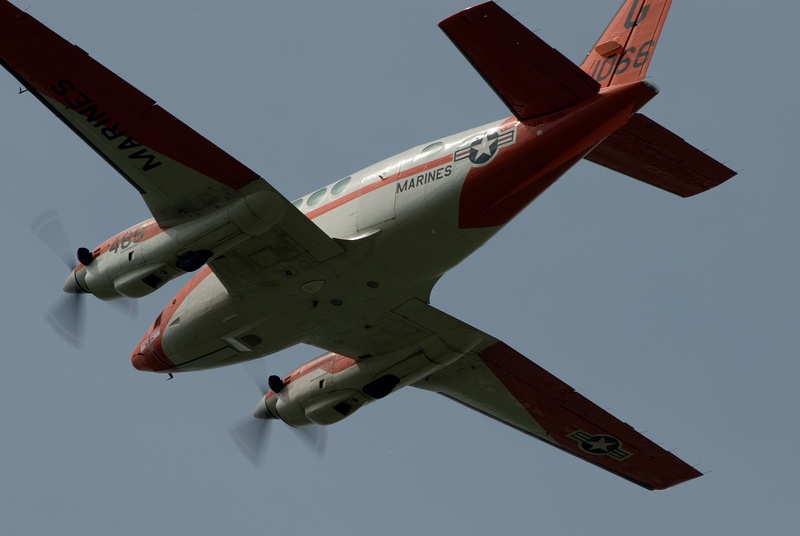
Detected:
[581,0,672,88]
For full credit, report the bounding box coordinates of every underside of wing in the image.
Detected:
[1,1,343,274]
[395,302,701,490]
[585,113,736,196]
[1,2,291,228]
[439,2,600,120]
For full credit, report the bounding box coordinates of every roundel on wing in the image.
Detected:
[568,430,632,461]
[579,434,621,454]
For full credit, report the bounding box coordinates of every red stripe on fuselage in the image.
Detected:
[304,153,455,221]
[302,120,520,223]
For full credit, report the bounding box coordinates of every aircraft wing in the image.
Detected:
[439,1,600,121]
[390,299,701,490]
[0,1,340,263]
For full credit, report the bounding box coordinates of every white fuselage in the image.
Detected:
[138,118,514,371]
[133,80,657,372]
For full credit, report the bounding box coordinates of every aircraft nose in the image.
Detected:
[62,269,88,294]
[131,348,156,372]
[131,325,175,373]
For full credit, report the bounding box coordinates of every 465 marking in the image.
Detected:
[108,227,146,253]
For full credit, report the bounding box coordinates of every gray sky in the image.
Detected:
[1,1,798,534]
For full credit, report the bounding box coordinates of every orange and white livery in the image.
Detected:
[0,0,734,490]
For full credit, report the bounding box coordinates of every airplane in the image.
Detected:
[0,0,735,490]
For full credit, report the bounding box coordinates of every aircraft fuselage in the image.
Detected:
[131,80,657,372]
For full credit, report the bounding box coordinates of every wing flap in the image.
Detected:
[585,113,736,196]
[439,2,599,120]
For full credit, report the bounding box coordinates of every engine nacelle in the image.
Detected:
[279,389,369,426]
[70,190,284,300]
[258,337,472,428]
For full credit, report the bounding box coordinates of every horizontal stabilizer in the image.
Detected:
[585,113,736,196]
[440,2,599,120]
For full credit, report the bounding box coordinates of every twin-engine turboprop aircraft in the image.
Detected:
[0,0,735,490]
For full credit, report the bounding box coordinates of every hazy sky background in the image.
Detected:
[1,1,798,534]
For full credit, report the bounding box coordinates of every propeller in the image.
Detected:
[45,293,86,349]
[228,414,273,467]
[31,209,87,348]
[31,209,136,348]
[228,361,327,466]
[31,209,76,269]
[292,421,328,456]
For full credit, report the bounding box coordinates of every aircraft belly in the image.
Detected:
[155,246,431,370]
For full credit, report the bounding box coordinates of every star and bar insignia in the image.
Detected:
[569,430,632,461]
[454,128,515,166]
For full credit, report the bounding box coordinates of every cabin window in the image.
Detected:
[307,187,327,207]
[419,142,443,158]
[331,176,351,196]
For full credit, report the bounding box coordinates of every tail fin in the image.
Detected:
[581,0,673,88]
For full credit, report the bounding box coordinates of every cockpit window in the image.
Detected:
[331,176,351,196]
[291,198,304,208]
[307,187,327,207]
